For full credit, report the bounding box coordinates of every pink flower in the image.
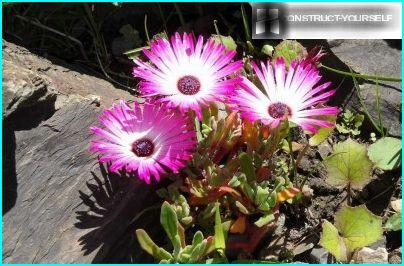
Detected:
[90,101,197,184]
[230,58,339,133]
[132,32,243,118]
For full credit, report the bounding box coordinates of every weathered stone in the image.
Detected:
[2,62,58,119]
[352,247,388,264]
[310,246,329,264]
[389,247,402,264]
[328,40,402,136]
[317,141,333,160]
[2,40,157,263]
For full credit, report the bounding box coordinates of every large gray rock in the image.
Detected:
[2,40,157,263]
[328,39,402,136]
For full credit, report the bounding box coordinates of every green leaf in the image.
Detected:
[214,202,225,251]
[385,212,402,231]
[336,205,383,253]
[239,152,256,182]
[255,186,270,206]
[180,216,193,226]
[228,175,241,187]
[235,200,250,215]
[255,213,275,227]
[160,201,179,246]
[211,35,237,51]
[261,44,274,56]
[309,116,336,146]
[324,138,373,190]
[136,229,173,261]
[189,239,208,263]
[320,205,383,262]
[192,231,204,247]
[368,137,402,170]
[319,220,348,262]
[273,40,307,67]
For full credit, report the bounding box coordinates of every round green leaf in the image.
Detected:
[335,205,383,253]
[324,138,373,190]
[368,137,402,170]
[319,220,348,262]
[320,205,383,262]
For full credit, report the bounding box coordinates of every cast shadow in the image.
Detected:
[75,162,164,263]
[2,97,57,215]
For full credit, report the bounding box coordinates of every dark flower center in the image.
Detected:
[132,138,154,157]
[177,75,201,95]
[268,102,291,119]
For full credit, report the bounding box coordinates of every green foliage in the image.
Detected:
[324,138,373,190]
[160,202,181,246]
[239,152,256,182]
[136,201,219,263]
[385,212,401,231]
[156,187,193,226]
[309,115,336,146]
[385,199,402,231]
[136,229,173,260]
[261,44,274,56]
[211,35,237,51]
[272,40,307,67]
[228,173,288,227]
[368,137,402,170]
[336,109,364,136]
[214,202,226,254]
[319,205,383,262]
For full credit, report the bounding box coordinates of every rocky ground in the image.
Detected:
[2,39,402,263]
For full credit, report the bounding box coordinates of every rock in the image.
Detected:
[2,40,134,109]
[2,63,58,119]
[352,247,388,264]
[389,247,402,264]
[2,40,157,263]
[309,246,329,264]
[369,235,387,250]
[391,199,402,213]
[317,141,332,160]
[327,40,402,136]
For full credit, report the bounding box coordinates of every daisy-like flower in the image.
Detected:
[132,32,243,118]
[90,101,196,184]
[230,58,339,133]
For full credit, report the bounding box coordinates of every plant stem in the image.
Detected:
[173,3,186,27]
[144,15,150,43]
[287,136,297,183]
[320,64,402,82]
[351,67,385,135]
[347,183,352,206]
[213,20,223,44]
[375,79,385,137]
[240,4,251,41]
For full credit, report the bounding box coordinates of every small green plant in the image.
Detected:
[136,202,225,263]
[336,109,364,136]
[319,205,383,262]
